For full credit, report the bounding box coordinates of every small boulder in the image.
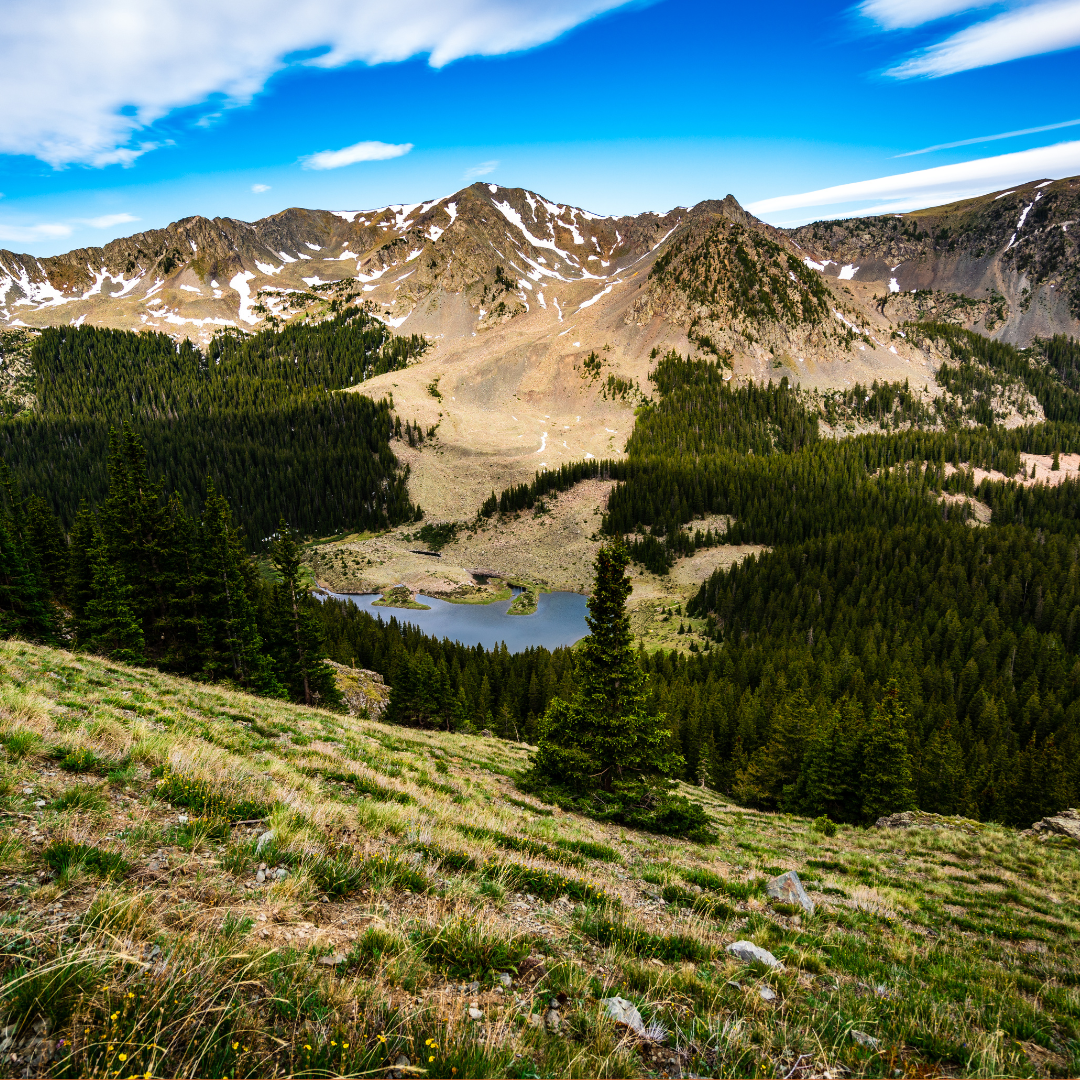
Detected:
[496,972,512,987]
[766,870,814,917]
[602,996,645,1036]
[851,1030,880,1049]
[325,661,389,719]
[726,940,783,969]
[544,1009,561,1031]
[758,986,777,1002]
[1022,808,1080,842]
[317,953,346,966]
[468,1007,484,1021]
[516,955,548,983]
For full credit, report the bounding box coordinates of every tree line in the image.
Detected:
[1,428,340,706]
[1,311,425,541]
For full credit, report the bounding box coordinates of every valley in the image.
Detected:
[3,170,1080,1080]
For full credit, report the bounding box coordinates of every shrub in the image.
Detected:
[811,815,838,837]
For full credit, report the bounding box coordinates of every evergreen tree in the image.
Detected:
[523,542,712,838]
[0,467,54,640]
[531,542,681,791]
[860,680,916,822]
[78,530,146,664]
[195,485,281,695]
[267,522,341,708]
[733,684,814,808]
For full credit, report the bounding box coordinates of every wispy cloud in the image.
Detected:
[896,118,1080,157]
[748,139,1080,219]
[80,213,139,228]
[302,140,413,170]
[464,160,499,179]
[0,0,634,168]
[0,221,73,242]
[858,0,999,31]
[886,0,1080,77]
[251,183,271,192]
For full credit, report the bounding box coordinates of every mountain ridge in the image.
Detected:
[4,177,1078,357]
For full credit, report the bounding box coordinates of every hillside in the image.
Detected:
[1,638,1078,1078]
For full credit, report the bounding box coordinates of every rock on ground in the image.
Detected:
[602,996,646,1035]
[766,870,815,916]
[1022,808,1080,841]
[874,810,984,833]
[325,661,389,719]
[726,940,783,969]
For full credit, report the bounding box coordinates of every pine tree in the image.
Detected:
[195,484,281,695]
[531,542,681,792]
[0,467,54,641]
[734,684,814,808]
[267,522,341,708]
[79,530,146,664]
[860,680,915,822]
[523,542,711,838]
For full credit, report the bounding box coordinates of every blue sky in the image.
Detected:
[2,0,1078,254]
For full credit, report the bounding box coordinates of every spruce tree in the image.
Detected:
[860,680,916,822]
[196,485,281,695]
[268,522,341,708]
[0,467,54,640]
[523,542,711,838]
[532,542,681,792]
[79,530,146,664]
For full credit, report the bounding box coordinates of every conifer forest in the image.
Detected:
[3,315,1080,830]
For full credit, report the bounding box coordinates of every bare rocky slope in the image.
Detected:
[4,176,1077,354]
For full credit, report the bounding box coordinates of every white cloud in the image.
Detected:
[0,221,73,242]
[748,139,1080,220]
[252,183,271,192]
[896,118,1080,157]
[858,0,999,30]
[302,140,413,170]
[81,212,139,228]
[886,0,1080,77]
[0,0,632,167]
[464,160,499,178]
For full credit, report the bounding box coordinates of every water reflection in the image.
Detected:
[320,589,590,654]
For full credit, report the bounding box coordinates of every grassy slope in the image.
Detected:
[0,640,1078,1079]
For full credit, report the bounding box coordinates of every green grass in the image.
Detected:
[42,840,129,880]
[579,909,715,963]
[413,917,531,980]
[2,638,1079,1079]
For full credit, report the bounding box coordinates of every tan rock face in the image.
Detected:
[325,661,389,719]
[1023,808,1080,841]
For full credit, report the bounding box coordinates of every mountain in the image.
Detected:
[788,175,1080,346]
[4,177,1078,360]
[0,183,684,343]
